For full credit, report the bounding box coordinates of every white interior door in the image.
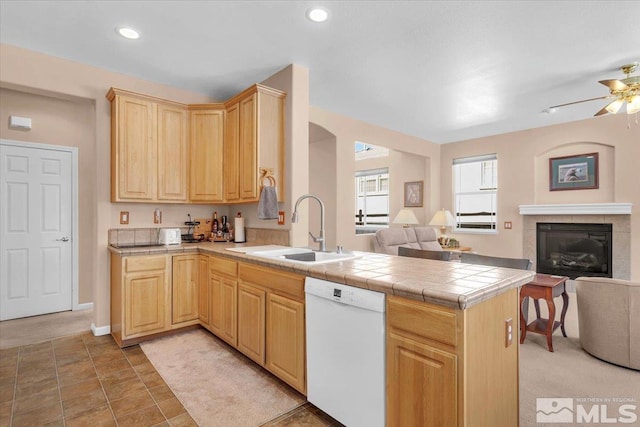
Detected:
[1,142,73,320]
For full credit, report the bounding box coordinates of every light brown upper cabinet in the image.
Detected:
[108,83,285,204]
[108,88,188,203]
[158,104,189,201]
[224,85,285,203]
[189,106,225,202]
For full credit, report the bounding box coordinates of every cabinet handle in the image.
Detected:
[56,237,70,242]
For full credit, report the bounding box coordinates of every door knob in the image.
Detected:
[56,237,70,242]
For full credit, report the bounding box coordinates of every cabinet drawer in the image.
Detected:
[387,296,458,347]
[238,264,304,300]
[125,255,167,273]
[210,256,237,277]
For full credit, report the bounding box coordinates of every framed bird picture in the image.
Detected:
[549,152,599,191]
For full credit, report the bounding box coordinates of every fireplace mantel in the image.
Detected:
[519,203,632,216]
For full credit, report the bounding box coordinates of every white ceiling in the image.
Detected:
[1,1,639,144]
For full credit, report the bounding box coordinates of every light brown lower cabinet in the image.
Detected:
[208,256,238,347]
[197,255,209,325]
[111,254,171,347]
[172,255,199,325]
[266,293,305,393]
[386,288,519,426]
[112,251,518,421]
[237,283,266,365]
[237,263,306,394]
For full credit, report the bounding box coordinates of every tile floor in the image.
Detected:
[0,330,341,427]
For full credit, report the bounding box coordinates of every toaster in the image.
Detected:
[159,228,181,245]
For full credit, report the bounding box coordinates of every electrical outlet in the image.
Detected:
[505,318,513,347]
[120,211,129,225]
[504,221,512,229]
[278,211,285,225]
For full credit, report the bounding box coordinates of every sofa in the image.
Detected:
[574,277,639,370]
[373,227,442,255]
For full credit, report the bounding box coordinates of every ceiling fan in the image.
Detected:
[550,62,640,116]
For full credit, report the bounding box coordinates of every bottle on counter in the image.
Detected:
[213,212,219,235]
[221,215,229,233]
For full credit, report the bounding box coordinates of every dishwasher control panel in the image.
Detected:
[305,278,385,312]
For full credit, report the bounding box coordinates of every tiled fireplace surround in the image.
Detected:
[521,206,631,280]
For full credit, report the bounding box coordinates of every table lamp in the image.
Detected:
[429,209,456,245]
[392,209,419,228]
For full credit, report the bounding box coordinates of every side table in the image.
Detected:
[519,273,569,352]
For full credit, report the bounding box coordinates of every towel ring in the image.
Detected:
[259,168,277,190]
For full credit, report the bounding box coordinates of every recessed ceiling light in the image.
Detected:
[116,26,140,40]
[306,7,329,23]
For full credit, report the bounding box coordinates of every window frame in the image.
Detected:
[355,168,390,234]
[452,154,498,235]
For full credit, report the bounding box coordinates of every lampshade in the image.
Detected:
[392,209,419,227]
[429,209,456,234]
[605,99,624,114]
[627,95,640,115]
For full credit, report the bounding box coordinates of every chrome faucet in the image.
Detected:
[291,194,326,252]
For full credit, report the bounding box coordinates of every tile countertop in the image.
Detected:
[108,242,535,310]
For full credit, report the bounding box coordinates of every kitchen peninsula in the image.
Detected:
[109,241,535,426]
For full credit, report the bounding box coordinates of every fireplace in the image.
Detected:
[536,223,612,279]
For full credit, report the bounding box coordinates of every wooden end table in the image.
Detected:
[519,273,569,352]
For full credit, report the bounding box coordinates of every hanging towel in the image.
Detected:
[257,186,278,219]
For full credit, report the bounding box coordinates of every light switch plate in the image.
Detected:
[504,221,512,229]
[278,211,285,225]
[120,211,129,225]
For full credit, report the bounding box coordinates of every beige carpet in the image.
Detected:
[519,291,640,426]
[140,328,306,427]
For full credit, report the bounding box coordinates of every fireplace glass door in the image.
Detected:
[536,223,612,279]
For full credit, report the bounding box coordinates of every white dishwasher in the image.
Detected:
[305,277,385,427]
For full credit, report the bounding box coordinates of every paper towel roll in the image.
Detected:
[234,217,245,242]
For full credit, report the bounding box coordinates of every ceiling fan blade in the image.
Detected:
[594,105,610,116]
[598,79,629,91]
[549,95,611,109]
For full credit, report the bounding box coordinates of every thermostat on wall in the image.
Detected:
[9,116,32,130]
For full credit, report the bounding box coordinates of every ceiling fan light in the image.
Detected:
[627,96,640,114]
[605,99,624,114]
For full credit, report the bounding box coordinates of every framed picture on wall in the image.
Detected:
[404,181,424,207]
[549,152,599,191]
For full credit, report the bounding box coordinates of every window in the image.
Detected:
[355,168,389,234]
[452,154,497,232]
[354,141,389,161]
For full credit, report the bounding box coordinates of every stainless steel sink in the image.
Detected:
[248,247,361,265]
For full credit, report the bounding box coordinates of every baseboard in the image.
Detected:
[91,323,111,336]
[74,302,94,311]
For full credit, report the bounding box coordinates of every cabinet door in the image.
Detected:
[197,255,209,325]
[266,293,305,393]
[386,333,457,426]
[209,273,237,346]
[189,109,224,202]
[172,255,199,324]
[239,93,258,200]
[223,102,240,201]
[237,283,266,365]
[113,95,156,201]
[157,104,188,201]
[124,270,168,337]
